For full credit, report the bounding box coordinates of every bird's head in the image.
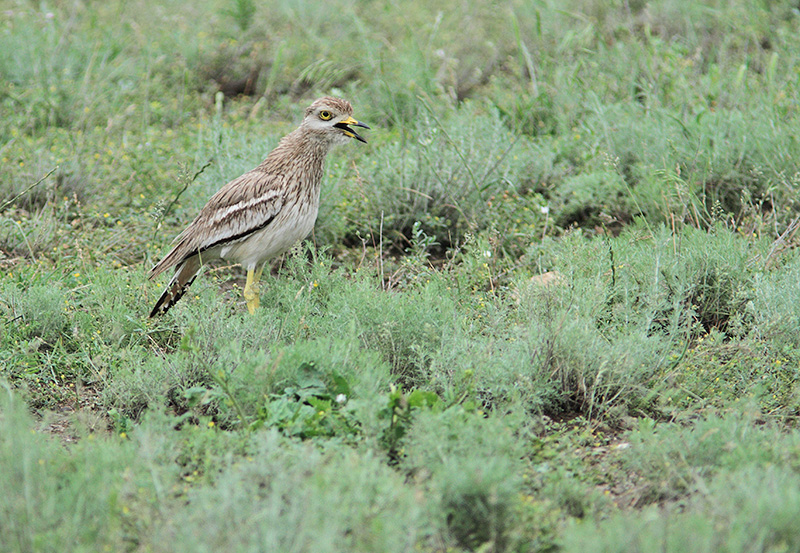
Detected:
[303,96,370,145]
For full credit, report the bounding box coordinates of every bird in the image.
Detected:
[147,96,369,317]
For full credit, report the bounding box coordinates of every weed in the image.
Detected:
[222,0,257,33]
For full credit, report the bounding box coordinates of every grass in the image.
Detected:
[2,0,800,551]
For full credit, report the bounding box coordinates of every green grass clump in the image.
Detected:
[0,387,176,551]
[0,386,428,553]
[402,408,526,551]
[325,101,543,249]
[562,411,800,552]
[562,466,800,553]
[156,432,427,553]
[621,410,800,503]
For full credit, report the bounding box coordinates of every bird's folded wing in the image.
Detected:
[149,171,284,279]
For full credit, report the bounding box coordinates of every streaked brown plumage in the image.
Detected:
[148,96,369,317]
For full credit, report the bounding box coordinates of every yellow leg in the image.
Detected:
[243,266,263,314]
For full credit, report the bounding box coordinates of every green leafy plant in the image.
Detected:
[254,362,360,439]
[379,385,440,463]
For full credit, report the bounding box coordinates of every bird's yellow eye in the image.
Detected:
[319,110,332,121]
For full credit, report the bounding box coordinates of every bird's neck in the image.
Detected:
[258,127,332,175]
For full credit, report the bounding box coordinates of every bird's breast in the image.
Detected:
[219,189,321,270]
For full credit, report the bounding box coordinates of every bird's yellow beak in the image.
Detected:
[334,116,370,143]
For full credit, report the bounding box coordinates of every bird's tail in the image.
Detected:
[149,256,202,317]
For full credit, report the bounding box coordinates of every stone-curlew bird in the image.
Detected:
[148,96,369,317]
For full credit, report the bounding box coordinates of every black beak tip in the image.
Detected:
[336,121,370,143]
[353,121,369,143]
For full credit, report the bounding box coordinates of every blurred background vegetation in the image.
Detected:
[2,0,800,551]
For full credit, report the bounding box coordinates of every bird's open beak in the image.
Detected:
[334,116,370,143]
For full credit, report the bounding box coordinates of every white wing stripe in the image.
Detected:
[209,189,281,226]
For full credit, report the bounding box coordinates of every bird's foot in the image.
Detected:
[243,268,261,314]
[244,283,260,314]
